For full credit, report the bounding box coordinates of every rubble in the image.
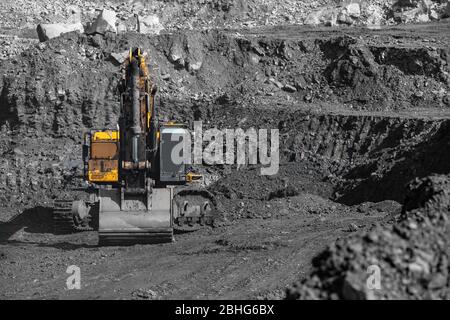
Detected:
[0,35,38,59]
[0,0,449,42]
[392,0,448,23]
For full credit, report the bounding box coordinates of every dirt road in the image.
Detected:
[0,193,391,300]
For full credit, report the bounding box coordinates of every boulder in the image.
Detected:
[169,43,185,68]
[110,50,129,64]
[36,23,84,42]
[416,13,430,22]
[117,22,127,33]
[86,9,117,35]
[187,60,202,72]
[429,10,439,21]
[345,3,361,18]
[304,8,339,26]
[365,4,383,27]
[337,3,361,25]
[283,84,297,93]
[138,14,164,35]
[394,7,423,22]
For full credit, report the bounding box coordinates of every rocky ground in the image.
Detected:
[2,0,450,58]
[0,0,450,300]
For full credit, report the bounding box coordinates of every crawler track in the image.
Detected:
[52,199,75,234]
[173,188,220,232]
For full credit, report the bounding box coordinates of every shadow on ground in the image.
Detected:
[2,239,97,250]
[0,206,55,243]
[335,120,450,205]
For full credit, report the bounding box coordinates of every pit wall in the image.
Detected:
[1,29,448,137]
[204,104,450,205]
[282,112,450,204]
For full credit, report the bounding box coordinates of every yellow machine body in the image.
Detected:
[87,130,120,183]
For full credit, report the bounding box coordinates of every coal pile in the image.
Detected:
[286,174,450,300]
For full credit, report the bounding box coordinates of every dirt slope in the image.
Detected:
[287,174,450,300]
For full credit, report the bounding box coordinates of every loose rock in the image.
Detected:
[36,23,84,42]
[86,9,117,35]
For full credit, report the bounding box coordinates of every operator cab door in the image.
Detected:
[159,125,189,183]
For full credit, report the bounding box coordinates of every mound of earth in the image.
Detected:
[286,174,450,300]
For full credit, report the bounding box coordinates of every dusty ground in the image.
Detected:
[0,1,449,300]
[0,193,394,299]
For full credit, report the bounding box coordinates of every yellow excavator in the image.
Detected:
[53,48,218,245]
